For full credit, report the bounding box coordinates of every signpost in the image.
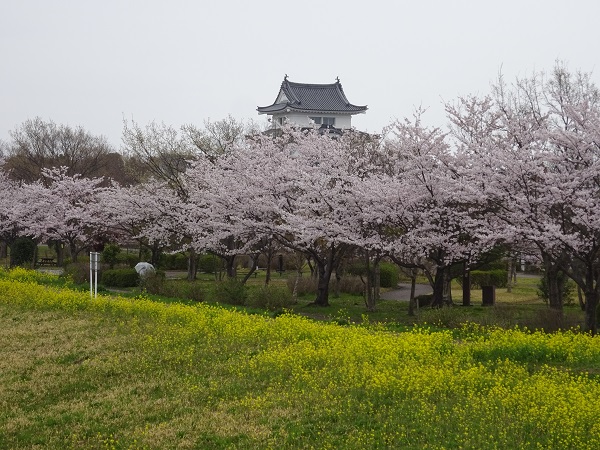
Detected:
[90,252,100,298]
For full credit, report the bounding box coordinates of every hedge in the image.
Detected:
[101,268,139,287]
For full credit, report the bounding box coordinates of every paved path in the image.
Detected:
[380,283,432,301]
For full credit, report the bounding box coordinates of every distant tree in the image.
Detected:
[5,117,114,183]
[121,120,196,197]
[182,115,260,162]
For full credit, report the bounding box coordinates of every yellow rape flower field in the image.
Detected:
[1,269,600,449]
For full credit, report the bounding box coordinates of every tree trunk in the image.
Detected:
[443,269,453,305]
[543,255,562,310]
[150,241,161,267]
[315,260,333,307]
[314,245,344,307]
[506,256,513,293]
[54,241,65,267]
[408,269,417,316]
[431,266,446,308]
[578,286,585,311]
[242,264,257,284]
[69,242,78,263]
[546,267,563,311]
[584,289,598,335]
[307,257,316,278]
[364,250,375,312]
[31,244,38,270]
[187,248,197,281]
[225,255,236,279]
[462,262,471,306]
[373,258,381,302]
[264,248,274,286]
[0,241,7,259]
[334,268,341,298]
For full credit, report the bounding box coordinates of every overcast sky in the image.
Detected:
[1,0,599,149]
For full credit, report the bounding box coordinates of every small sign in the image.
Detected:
[90,252,100,270]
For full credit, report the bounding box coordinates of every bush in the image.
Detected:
[10,237,37,267]
[101,268,139,287]
[117,252,139,268]
[247,285,296,310]
[102,244,121,269]
[467,270,508,289]
[379,262,399,288]
[184,282,206,302]
[332,276,365,296]
[212,279,247,305]
[142,271,167,294]
[198,253,219,274]
[346,261,399,289]
[160,253,188,270]
[64,262,90,284]
[287,276,318,296]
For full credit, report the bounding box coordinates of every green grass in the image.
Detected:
[90,270,588,332]
[1,271,600,449]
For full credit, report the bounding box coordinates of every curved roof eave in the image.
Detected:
[256,103,368,115]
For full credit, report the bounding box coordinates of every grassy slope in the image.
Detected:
[1,271,599,449]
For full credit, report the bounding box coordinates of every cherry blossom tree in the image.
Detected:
[449,63,600,332]
[22,168,110,263]
[380,111,497,308]
[190,127,383,306]
[0,160,25,257]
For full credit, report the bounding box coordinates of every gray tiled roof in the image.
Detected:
[257,78,367,115]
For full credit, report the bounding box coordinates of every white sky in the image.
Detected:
[1,0,599,149]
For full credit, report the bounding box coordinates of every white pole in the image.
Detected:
[90,252,99,299]
[90,252,93,298]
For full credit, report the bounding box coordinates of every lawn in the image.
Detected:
[1,268,599,449]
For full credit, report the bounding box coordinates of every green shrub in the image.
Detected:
[346,261,399,289]
[247,285,295,310]
[332,276,364,296]
[117,252,139,268]
[160,253,188,270]
[379,262,399,288]
[287,275,318,296]
[466,270,508,289]
[211,279,248,305]
[101,244,121,269]
[10,237,37,267]
[184,282,206,302]
[64,262,90,284]
[101,268,139,287]
[142,271,167,294]
[198,253,219,274]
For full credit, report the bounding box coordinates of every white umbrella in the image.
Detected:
[134,262,155,277]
